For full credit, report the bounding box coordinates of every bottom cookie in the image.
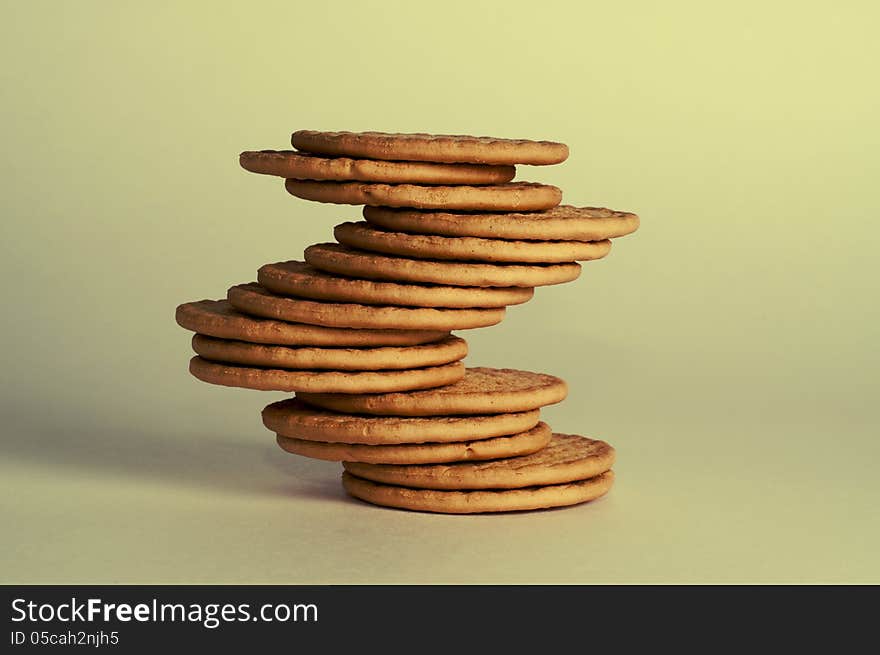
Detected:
[276,422,552,464]
[341,470,614,514]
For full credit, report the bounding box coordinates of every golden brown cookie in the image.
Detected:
[188,356,464,393]
[291,130,569,165]
[304,244,581,288]
[284,180,562,211]
[341,470,614,514]
[263,398,541,443]
[344,433,615,489]
[258,261,534,308]
[227,283,505,330]
[297,367,567,416]
[175,299,449,347]
[363,205,641,241]
[334,221,613,263]
[239,150,515,184]
[276,422,552,464]
[192,334,467,371]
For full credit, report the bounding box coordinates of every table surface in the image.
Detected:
[3,328,878,584]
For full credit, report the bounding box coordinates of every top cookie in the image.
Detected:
[291,130,569,165]
[239,150,515,185]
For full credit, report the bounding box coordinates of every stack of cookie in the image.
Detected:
[176,130,638,513]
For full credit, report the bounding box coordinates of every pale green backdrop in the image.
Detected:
[1,1,877,583]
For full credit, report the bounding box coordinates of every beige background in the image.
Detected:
[2,1,878,583]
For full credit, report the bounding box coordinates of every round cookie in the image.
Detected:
[175,299,449,347]
[334,221,613,264]
[364,205,641,241]
[192,334,467,371]
[258,261,534,308]
[297,367,567,416]
[188,356,464,393]
[263,398,541,444]
[275,422,552,465]
[341,470,614,514]
[304,244,581,288]
[291,130,569,165]
[239,150,515,185]
[344,433,615,489]
[227,283,505,330]
[284,180,562,211]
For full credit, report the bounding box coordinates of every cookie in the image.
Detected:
[363,205,641,241]
[304,244,581,288]
[263,398,541,444]
[334,221,613,263]
[291,130,569,165]
[275,422,552,464]
[227,283,505,330]
[297,367,567,416]
[284,180,562,211]
[258,261,534,308]
[192,334,467,371]
[344,433,615,489]
[239,150,515,185]
[175,299,449,347]
[188,356,464,393]
[341,470,614,514]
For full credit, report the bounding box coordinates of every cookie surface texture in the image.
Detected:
[175,299,449,346]
[297,367,567,416]
[227,283,505,330]
[188,356,465,393]
[191,334,467,371]
[344,433,615,489]
[304,244,581,288]
[291,130,569,165]
[363,205,640,241]
[239,150,515,184]
[341,470,614,514]
[258,261,533,308]
[285,180,562,211]
[275,422,552,464]
[334,221,612,263]
[263,398,541,444]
